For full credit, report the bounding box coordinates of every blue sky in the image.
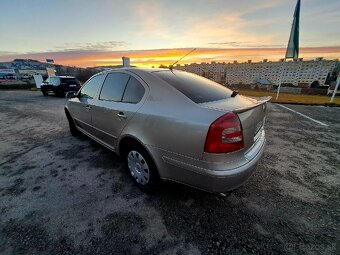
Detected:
[0,0,339,66]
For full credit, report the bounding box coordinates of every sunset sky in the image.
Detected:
[0,0,339,67]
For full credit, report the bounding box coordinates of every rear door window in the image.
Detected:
[99,73,130,101]
[154,70,232,103]
[122,76,145,104]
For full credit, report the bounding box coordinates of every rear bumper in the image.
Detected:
[149,130,266,193]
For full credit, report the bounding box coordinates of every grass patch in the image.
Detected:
[239,90,340,106]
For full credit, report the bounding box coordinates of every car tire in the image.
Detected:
[66,111,80,136]
[42,90,48,96]
[125,145,159,191]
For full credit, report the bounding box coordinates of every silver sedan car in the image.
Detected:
[65,68,268,193]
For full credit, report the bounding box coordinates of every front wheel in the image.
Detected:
[66,112,80,136]
[126,146,158,191]
[42,90,48,96]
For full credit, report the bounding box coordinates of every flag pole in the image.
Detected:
[277,0,300,100]
[276,58,286,100]
[330,73,340,103]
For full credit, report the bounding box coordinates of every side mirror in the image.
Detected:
[65,91,76,98]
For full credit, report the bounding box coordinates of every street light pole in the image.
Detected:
[276,59,286,100]
[330,73,340,103]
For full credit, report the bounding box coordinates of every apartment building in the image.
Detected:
[175,58,338,86]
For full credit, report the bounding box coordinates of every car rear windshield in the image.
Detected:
[153,70,232,103]
[61,78,79,85]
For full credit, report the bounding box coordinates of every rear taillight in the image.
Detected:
[204,112,244,153]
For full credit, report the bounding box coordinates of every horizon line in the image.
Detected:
[1,45,340,68]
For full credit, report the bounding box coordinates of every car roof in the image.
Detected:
[97,67,179,76]
[52,76,77,78]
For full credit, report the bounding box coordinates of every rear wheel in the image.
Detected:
[125,145,158,191]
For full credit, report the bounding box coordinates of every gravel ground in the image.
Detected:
[0,90,339,255]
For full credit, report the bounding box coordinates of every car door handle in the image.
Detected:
[86,105,91,110]
[117,112,127,119]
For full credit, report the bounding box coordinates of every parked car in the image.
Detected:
[41,76,81,96]
[327,81,340,96]
[20,74,31,80]
[65,68,269,192]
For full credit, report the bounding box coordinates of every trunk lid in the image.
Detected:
[199,95,270,151]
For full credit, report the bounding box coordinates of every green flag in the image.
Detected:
[285,0,301,60]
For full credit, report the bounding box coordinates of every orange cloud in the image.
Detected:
[0,47,339,67]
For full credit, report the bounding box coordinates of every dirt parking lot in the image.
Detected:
[0,90,339,255]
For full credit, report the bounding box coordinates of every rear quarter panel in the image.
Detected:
[119,70,223,160]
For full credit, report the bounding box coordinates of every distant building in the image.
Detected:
[175,58,338,87]
[18,69,47,77]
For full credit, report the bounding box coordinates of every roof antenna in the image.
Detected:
[169,48,196,71]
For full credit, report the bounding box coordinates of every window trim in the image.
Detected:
[78,73,106,100]
[98,72,131,102]
[85,70,149,105]
[124,71,149,105]
[120,77,131,102]
[121,76,146,104]
[97,71,147,104]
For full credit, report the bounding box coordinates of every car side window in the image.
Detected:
[51,77,60,86]
[50,77,56,85]
[79,74,104,99]
[99,73,130,101]
[56,78,61,86]
[122,76,145,104]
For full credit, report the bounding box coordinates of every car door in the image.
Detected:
[91,72,147,151]
[51,77,61,94]
[68,74,105,134]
